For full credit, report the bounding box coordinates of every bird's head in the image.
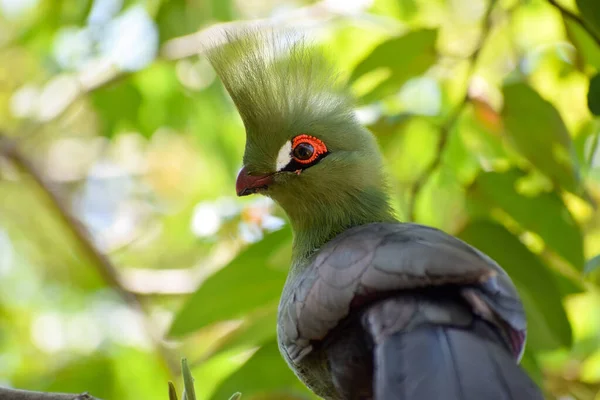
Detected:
[207,29,395,245]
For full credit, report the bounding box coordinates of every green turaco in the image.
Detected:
[207,29,544,400]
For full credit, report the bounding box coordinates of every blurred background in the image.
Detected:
[1,0,600,399]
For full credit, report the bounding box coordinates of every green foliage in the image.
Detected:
[458,221,572,351]
[501,82,581,195]
[350,29,438,103]
[169,228,291,337]
[2,0,600,399]
[209,341,307,400]
[469,169,584,269]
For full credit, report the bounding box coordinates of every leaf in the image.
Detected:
[169,382,179,400]
[110,346,172,399]
[38,355,115,399]
[203,305,278,361]
[458,220,573,350]
[501,82,582,194]
[565,19,600,70]
[90,80,143,137]
[350,29,438,103]
[520,349,544,388]
[169,227,291,337]
[588,73,600,116]
[576,0,600,39]
[209,340,309,400]
[182,358,197,400]
[156,0,216,42]
[470,169,584,269]
[228,393,242,400]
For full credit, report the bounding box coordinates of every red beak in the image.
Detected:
[236,166,274,196]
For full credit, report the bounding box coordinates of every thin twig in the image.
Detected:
[0,136,178,377]
[407,0,497,221]
[547,0,600,48]
[0,388,100,400]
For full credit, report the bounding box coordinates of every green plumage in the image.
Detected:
[207,29,396,261]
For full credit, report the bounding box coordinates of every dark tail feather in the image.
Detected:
[374,322,544,400]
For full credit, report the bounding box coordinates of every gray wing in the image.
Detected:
[278,222,527,365]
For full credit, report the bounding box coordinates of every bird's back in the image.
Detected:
[277,222,543,399]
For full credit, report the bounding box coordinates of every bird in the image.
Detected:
[206,28,544,400]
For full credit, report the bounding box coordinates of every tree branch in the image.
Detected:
[0,136,178,377]
[0,388,99,400]
[547,0,600,48]
[406,0,497,221]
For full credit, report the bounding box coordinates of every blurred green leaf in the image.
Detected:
[458,220,573,350]
[520,349,544,388]
[565,19,600,70]
[111,346,171,400]
[350,29,438,103]
[228,393,242,400]
[212,0,234,21]
[588,73,600,116]
[203,305,277,360]
[576,0,600,39]
[209,341,308,400]
[169,228,291,337]
[470,169,584,269]
[156,0,217,42]
[40,355,115,399]
[502,82,581,194]
[90,80,143,137]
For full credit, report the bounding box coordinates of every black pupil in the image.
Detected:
[294,143,314,160]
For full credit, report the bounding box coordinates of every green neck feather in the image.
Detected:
[267,131,398,265]
[285,186,396,264]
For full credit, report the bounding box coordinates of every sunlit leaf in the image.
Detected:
[350,29,438,103]
[565,19,600,70]
[458,220,573,350]
[470,169,584,270]
[203,305,278,360]
[111,346,171,400]
[502,82,582,195]
[169,228,291,337]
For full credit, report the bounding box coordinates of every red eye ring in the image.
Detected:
[291,134,327,164]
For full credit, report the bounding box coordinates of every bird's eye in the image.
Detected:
[291,134,327,165]
[293,142,314,161]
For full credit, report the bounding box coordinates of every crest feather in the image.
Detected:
[205,28,355,134]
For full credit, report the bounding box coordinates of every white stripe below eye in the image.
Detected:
[276,141,292,171]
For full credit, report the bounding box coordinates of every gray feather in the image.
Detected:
[365,299,543,400]
[277,222,535,399]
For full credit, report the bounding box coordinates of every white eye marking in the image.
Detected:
[276,141,292,171]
